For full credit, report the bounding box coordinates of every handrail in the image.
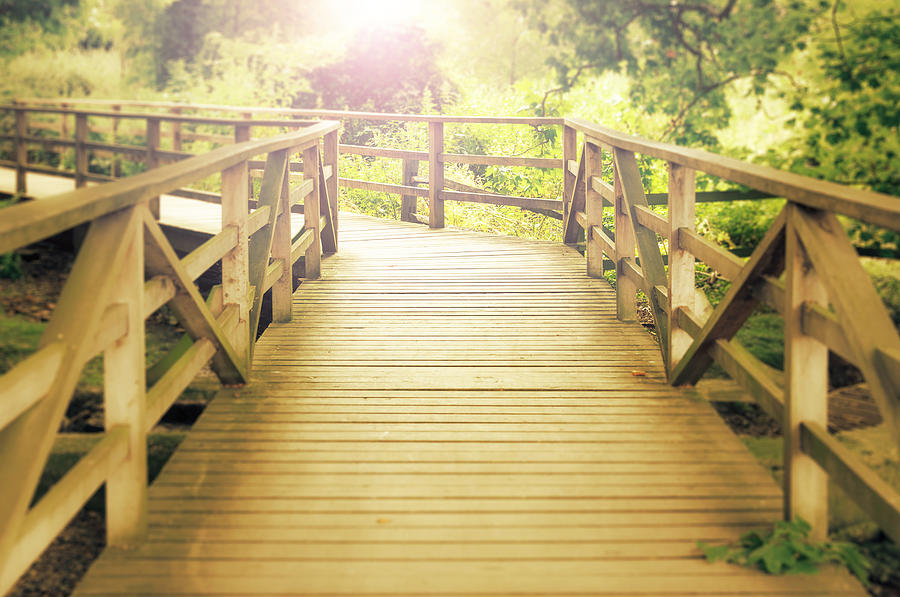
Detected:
[0,120,340,594]
[3,102,784,232]
[565,116,900,231]
[559,117,900,551]
[0,121,338,253]
[12,97,564,125]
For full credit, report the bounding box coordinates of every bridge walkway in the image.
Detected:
[73,213,863,595]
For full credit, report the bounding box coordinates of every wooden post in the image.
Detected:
[14,109,27,195]
[667,162,696,371]
[111,104,122,178]
[146,118,161,220]
[60,103,70,139]
[784,204,829,541]
[428,121,444,229]
[401,158,419,223]
[303,145,322,278]
[585,142,603,278]
[324,129,339,249]
[613,160,637,322]
[562,124,577,237]
[75,113,88,189]
[271,172,293,323]
[171,107,183,152]
[221,161,251,369]
[104,207,147,547]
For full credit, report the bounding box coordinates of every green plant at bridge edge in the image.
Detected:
[698,517,870,584]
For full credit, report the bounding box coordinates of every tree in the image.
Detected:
[307,25,456,114]
[514,0,828,146]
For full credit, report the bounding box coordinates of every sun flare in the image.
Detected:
[337,0,429,30]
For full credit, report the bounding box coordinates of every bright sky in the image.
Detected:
[327,0,444,31]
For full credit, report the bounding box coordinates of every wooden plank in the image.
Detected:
[428,121,444,228]
[613,148,669,362]
[563,150,585,245]
[668,163,696,371]
[0,343,64,431]
[791,206,900,443]
[248,150,288,344]
[302,145,322,277]
[441,190,561,212]
[0,122,338,254]
[339,144,427,161]
[103,208,147,546]
[339,177,429,197]
[73,212,865,596]
[142,212,247,384]
[0,207,140,576]
[182,226,238,281]
[802,421,900,544]
[670,208,787,386]
[633,204,668,239]
[679,228,744,280]
[441,153,562,169]
[566,116,900,231]
[0,427,128,596]
[318,159,337,254]
[585,142,604,277]
[400,158,419,223]
[145,338,216,431]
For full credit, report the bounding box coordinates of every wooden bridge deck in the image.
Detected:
[72,213,863,595]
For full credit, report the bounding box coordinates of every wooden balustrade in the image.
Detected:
[4,99,899,558]
[563,116,900,545]
[0,120,339,594]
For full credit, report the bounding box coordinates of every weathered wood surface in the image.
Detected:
[74,214,864,595]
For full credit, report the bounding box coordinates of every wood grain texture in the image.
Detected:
[74,213,864,596]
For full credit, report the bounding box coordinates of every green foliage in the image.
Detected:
[698,518,870,583]
[783,8,900,197]
[514,0,827,145]
[0,252,24,280]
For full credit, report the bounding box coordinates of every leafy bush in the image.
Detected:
[699,518,870,583]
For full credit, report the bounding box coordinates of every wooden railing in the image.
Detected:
[0,119,339,594]
[3,99,899,563]
[5,99,787,231]
[562,116,900,545]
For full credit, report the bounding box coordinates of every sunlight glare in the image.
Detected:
[340,0,426,30]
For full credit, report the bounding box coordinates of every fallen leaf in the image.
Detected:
[631,370,647,377]
[376,518,392,524]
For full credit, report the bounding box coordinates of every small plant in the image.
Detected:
[698,518,870,584]
[0,252,23,280]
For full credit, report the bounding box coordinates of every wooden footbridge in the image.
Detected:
[1,101,899,595]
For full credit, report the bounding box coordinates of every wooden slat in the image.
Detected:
[442,190,561,212]
[441,153,562,169]
[591,176,615,204]
[73,212,865,596]
[567,116,900,230]
[0,122,339,254]
[670,208,787,386]
[633,205,668,239]
[591,226,616,260]
[339,144,428,161]
[182,227,238,281]
[339,177,428,197]
[145,339,216,431]
[290,229,315,265]
[802,421,900,544]
[0,343,65,430]
[0,427,128,595]
[678,228,743,280]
